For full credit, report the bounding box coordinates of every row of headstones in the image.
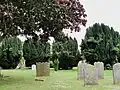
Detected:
[77,61,120,85]
[31,62,50,77]
[77,61,103,85]
[16,63,50,77]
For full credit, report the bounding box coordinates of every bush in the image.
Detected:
[52,34,78,70]
[58,51,74,70]
[0,37,22,69]
[50,52,59,70]
[81,23,120,65]
[23,38,50,67]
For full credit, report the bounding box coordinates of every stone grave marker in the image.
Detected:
[36,62,50,77]
[32,64,36,70]
[84,64,98,85]
[77,61,87,80]
[113,63,120,84]
[94,62,104,79]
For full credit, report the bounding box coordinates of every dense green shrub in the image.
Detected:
[52,34,78,70]
[23,38,50,67]
[0,37,22,69]
[58,51,74,69]
[81,23,120,66]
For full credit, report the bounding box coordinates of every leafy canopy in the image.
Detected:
[0,0,87,41]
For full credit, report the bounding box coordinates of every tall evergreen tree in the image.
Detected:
[52,33,78,69]
[0,37,22,69]
[23,37,50,67]
[81,23,120,66]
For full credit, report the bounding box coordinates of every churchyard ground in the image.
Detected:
[0,68,119,90]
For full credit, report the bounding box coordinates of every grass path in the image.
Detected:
[0,69,120,90]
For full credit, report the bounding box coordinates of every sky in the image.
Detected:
[19,0,120,45]
[67,0,120,45]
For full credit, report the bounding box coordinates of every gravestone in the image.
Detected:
[16,62,22,69]
[32,64,36,70]
[77,61,87,80]
[16,60,26,69]
[22,60,26,68]
[84,64,98,85]
[94,62,104,79]
[113,63,120,84]
[36,62,50,77]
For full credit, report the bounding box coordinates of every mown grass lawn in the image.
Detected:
[0,68,120,90]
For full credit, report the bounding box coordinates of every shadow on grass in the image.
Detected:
[0,76,24,86]
[0,69,36,86]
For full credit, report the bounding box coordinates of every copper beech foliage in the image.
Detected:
[0,0,87,41]
[56,0,87,32]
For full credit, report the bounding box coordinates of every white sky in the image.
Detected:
[68,0,120,45]
[19,0,120,45]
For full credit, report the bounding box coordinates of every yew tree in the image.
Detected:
[81,23,120,66]
[52,33,79,69]
[0,37,22,69]
[23,37,50,67]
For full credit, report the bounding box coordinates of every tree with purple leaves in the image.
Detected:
[0,0,87,41]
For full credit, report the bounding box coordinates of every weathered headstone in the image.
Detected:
[77,61,87,80]
[84,64,98,85]
[16,60,26,69]
[22,60,26,68]
[32,64,36,70]
[94,62,104,79]
[16,62,22,69]
[113,63,120,84]
[36,62,50,77]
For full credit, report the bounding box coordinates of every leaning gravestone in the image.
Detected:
[84,64,98,85]
[77,61,87,80]
[113,63,120,84]
[16,61,26,69]
[16,62,22,69]
[36,62,50,77]
[32,64,36,70]
[94,62,104,79]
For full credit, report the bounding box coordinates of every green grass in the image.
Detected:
[0,68,120,90]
